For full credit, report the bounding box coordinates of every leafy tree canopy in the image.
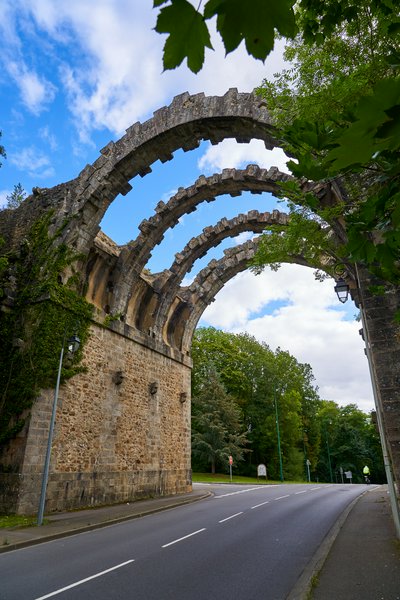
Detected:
[191,366,248,473]
[192,328,384,481]
[255,0,400,285]
[317,401,385,482]
[192,327,321,478]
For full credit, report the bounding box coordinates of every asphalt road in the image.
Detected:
[0,483,367,600]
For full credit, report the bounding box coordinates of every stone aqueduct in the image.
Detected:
[0,90,399,514]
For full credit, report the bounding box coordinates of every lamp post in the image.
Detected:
[326,428,333,483]
[303,430,311,482]
[274,387,284,482]
[37,333,80,526]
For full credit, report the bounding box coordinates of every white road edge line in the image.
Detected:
[251,501,270,509]
[275,495,290,500]
[219,512,243,523]
[162,528,206,548]
[34,560,135,600]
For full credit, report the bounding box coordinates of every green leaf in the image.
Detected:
[155,0,213,73]
[326,78,400,170]
[387,22,400,35]
[376,104,400,150]
[287,157,327,181]
[204,0,296,61]
[153,0,169,7]
[391,198,400,227]
[387,49,400,67]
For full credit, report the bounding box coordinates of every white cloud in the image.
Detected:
[10,147,55,178]
[200,264,374,413]
[39,126,58,151]
[2,1,287,143]
[6,61,56,116]
[233,232,255,246]
[198,140,292,174]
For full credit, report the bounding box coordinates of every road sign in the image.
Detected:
[229,455,233,465]
[257,464,267,477]
[345,470,353,483]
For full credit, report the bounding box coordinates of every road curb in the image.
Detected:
[286,489,370,600]
[0,491,212,554]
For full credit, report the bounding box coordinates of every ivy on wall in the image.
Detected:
[0,212,94,453]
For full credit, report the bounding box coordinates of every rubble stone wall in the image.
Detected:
[4,323,191,514]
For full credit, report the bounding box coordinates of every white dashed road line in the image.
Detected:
[251,501,270,509]
[34,560,135,600]
[162,528,206,548]
[219,512,243,523]
[215,487,261,498]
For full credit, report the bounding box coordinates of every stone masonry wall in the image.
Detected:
[356,267,400,484]
[9,323,191,515]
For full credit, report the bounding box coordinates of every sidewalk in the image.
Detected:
[309,485,400,600]
[1,485,399,599]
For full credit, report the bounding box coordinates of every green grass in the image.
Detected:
[192,472,280,484]
[0,514,38,529]
[192,472,314,484]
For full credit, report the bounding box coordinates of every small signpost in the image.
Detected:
[345,470,353,483]
[229,455,233,482]
[340,466,344,483]
[257,463,267,481]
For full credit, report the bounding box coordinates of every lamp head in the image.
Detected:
[67,334,80,354]
[334,277,349,303]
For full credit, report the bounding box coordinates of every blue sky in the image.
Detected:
[0,1,373,411]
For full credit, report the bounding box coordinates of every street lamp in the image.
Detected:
[274,387,284,482]
[37,333,80,525]
[334,277,350,303]
[325,425,333,483]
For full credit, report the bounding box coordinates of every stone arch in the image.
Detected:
[149,210,289,338]
[164,210,288,281]
[57,90,278,255]
[170,239,260,351]
[108,165,313,316]
[170,239,328,353]
[109,165,293,314]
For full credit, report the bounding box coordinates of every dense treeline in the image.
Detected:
[191,327,385,483]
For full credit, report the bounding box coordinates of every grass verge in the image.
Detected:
[192,472,280,484]
[0,515,38,529]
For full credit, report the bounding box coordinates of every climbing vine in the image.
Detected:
[0,212,94,452]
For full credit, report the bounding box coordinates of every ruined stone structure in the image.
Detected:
[0,90,399,514]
